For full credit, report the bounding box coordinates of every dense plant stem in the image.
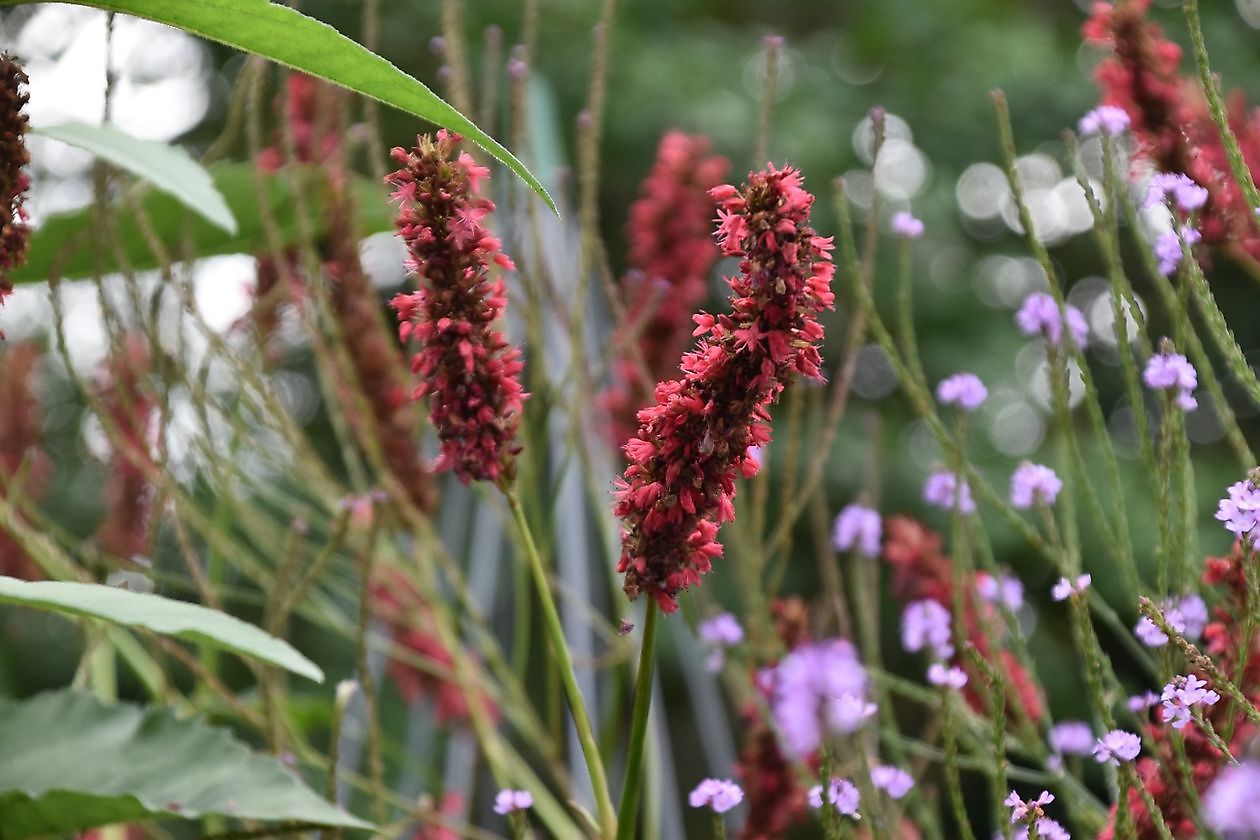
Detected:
[504,485,617,838]
[615,601,658,840]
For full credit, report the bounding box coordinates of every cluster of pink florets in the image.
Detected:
[613,165,835,612]
[388,131,524,485]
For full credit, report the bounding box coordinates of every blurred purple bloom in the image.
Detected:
[829,693,878,733]
[1160,673,1220,730]
[891,210,924,239]
[1216,479,1260,538]
[833,503,882,557]
[928,663,967,689]
[1128,691,1160,712]
[1015,292,1089,349]
[1049,720,1094,757]
[924,470,975,514]
[977,572,1024,612]
[1143,348,1198,412]
[1145,172,1209,212]
[766,638,869,759]
[901,599,954,660]
[1134,594,1208,648]
[698,612,744,672]
[936,372,988,411]
[1010,462,1062,509]
[1014,818,1071,840]
[1051,574,1091,602]
[871,765,914,799]
[493,789,533,814]
[688,778,744,813]
[1154,225,1201,276]
[808,777,860,817]
[1092,729,1141,765]
[1204,760,1260,837]
[1078,105,1130,137]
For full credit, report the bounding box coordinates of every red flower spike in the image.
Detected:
[387,131,525,485]
[0,53,31,319]
[613,164,835,613]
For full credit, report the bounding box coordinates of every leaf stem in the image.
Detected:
[615,601,659,840]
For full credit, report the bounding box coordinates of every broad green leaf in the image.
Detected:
[0,576,323,682]
[32,121,237,234]
[0,690,371,837]
[0,0,556,214]
[10,162,392,283]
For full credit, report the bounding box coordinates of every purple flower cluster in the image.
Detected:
[891,210,924,239]
[493,789,533,814]
[1133,594,1207,647]
[870,765,914,799]
[1153,225,1201,276]
[935,372,988,411]
[1005,790,1054,823]
[928,663,968,689]
[901,599,954,660]
[832,503,882,557]
[688,778,744,813]
[698,612,744,673]
[1128,691,1160,713]
[1092,729,1141,765]
[976,572,1024,612]
[765,638,870,758]
[807,777,860,817]
[1159,673,1220,729]
[1051,574,1091,602]
[923,470,975,514]
[1204,760,1260,837]
[1048,720,1094,757]
[1216,477,1260,539]
[1078,104,1130,136]
[1016,292,1089,349]
[1014,819,1071,840]
[1145,172,1209,212]
[1010,462,1062,509]
[1143,347,1198,410]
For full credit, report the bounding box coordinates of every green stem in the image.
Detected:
[616,601,659,840]
[504,485,617,838]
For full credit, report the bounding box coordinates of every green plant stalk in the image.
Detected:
[504,485,617,838]
[940,690,977,840]
[1181,249,1260,408]
[615,601,658,840]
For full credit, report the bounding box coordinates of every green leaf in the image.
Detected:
[10,162,391,283]
[2,0,556,214]
[0,690,371,837]
[0,576,323,682]
[32,120,237,233]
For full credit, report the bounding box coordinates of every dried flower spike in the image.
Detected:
[388,130,525,485]
[613,164,834,612]
[0,53,31,312]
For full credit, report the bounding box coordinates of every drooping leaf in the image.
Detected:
[0,0,556,213]
[32,121,237,233]
[10,162,392,283]
[0,576,323,682]
[0,690,371,838]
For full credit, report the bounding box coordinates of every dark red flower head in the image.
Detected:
[614,164,835,613]
[0,53,31,311]
[388,130,524,485]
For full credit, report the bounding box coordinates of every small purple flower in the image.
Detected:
[976,572,1024,612]
[1005,789,1054,823]
[688,778,744,813]
[698,613,744,672]
[493,789,533,815]
[1134,594,1209,647]
[828,693,878,734]
[924,470,976,514]
[1092,729,1141,765]
[928,663,967,689]
[1216,478,1260,538]
[1154,225,1201,276]
[1049,720,1095,757]
[871,765,914,799]
[1015,818,1071,840]
[808,777,860,817]
[1051,574,1091,602]
[891,210,924,239]
[833,503,882,557]
[1078,105,1131,137]
[901,599,954,660]
[1128,691,1160,713]
[1160,673,1221,730]
[1145,172,1209,212]
[1143,347,1198,410]
[1010,462,1063,509]
[767,638,869,759]
[1204,760,1260,837]
[1134,617,1168,647]
[1015,292,1089,349]
[936,372,988,411]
